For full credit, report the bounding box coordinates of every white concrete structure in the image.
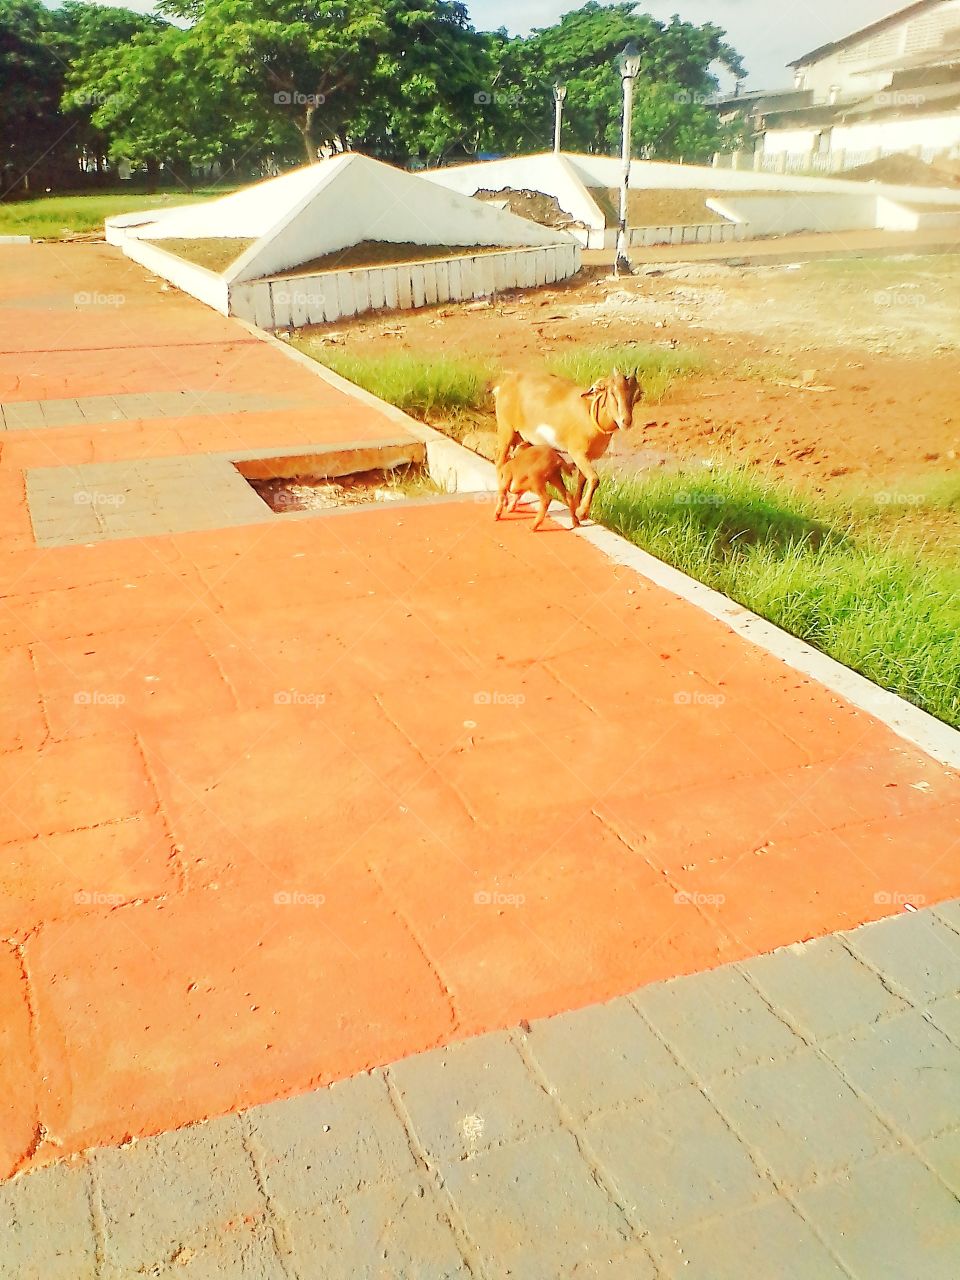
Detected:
[424,150,960,246]
[105,154,578,327]
[718,2,960,174]
[790,0,960,104]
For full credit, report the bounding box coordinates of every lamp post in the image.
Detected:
[553,82,567,153]
[615,41,642,277]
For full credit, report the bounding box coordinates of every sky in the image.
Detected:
[88,0,902,91]
[468,0,900,89]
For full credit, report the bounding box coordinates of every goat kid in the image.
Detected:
[495,444,579,532]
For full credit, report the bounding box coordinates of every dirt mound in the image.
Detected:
[841,154,960,188]
[475,188,579,230]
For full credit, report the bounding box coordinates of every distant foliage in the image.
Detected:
[1,0,746,192]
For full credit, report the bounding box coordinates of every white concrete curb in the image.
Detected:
[240,316,960,773]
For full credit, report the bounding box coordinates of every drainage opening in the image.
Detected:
[247,463,439,513]
[233,445,439,514]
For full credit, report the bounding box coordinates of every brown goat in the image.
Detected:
[493,368,641,520]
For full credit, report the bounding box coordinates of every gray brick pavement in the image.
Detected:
[1,900,958,1279]
[0,392,300,430]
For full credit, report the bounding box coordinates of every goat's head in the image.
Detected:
[582,367,642,433]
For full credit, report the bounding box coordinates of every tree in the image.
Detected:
[488,2,745,162]
[0,0,74,191]
[153,0,494,165]
[57,1,166,179]
[156,0,389,164]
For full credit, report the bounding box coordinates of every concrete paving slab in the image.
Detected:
[740,936,910,1042]
[284,1177,470,1280]
[632,965,804,1079]
[652,1196,849,1280]
[823,1010,960,1141]
[389,1034,559,1167]
[841,910,960,1006]
[796,1151,960,1280]
[584,1083,772,1233]
[440,1128,634,1278]
[525,998,691,1117]
[0,1161,96,1280]
[709,1047,892,1188]
[245,1072,416,1215]
[92,1114,262,1275]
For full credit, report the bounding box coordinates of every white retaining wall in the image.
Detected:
[229,243,580,329]
[109,236,230,313]
[707,192,881,237]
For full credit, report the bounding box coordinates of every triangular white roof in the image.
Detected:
[116,153,573,283]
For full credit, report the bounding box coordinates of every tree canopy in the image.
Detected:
[0,0,747,192]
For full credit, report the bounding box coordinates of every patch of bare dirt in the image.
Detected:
[591,187,727,227]
[301,253,960,496]
[266,241,508,278]
[160,237,254,272]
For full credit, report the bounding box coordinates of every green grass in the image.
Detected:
[299,342,708,419]
[0,187,237,240]
[594,466,960,727]
[546,342,709,402]
[301,348,494,416]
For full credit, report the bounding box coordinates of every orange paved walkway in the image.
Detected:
[1,243,959,1180]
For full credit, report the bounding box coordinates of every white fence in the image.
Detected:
[714,145,949,177]
[228,242,580,329]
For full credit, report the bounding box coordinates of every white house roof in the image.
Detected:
[113,154,573,284]
[789,0,943,68]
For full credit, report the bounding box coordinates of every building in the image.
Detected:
[716,0,960,175]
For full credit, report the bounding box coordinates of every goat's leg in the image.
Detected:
[494,482,508,521]
[552,477,580,528]
[496,425,521,468]
[569,454,599,521]
[532,489,551,532]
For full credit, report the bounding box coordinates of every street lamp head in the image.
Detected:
[617,41,642,81]
[553,81,567,103]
